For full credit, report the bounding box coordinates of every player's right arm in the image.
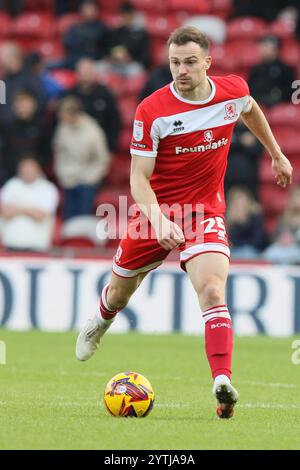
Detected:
[130,154,185,250]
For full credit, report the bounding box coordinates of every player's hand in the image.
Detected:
[272,152,293,188]
[154,215,185,250]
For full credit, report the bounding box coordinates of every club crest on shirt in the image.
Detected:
[224,102,238,120]
[133,120,144,141]
[203,130,214,143]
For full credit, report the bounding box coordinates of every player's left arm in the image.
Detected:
[240,97,293,188]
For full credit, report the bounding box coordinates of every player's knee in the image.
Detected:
[199,282,223,308]
[107,285,131,310]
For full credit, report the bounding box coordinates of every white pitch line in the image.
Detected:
[149,377,299,389]
[238,403,300,410]
[2,400,300,411]
[238,380,298,389]
[0,401,90,407]
[149,376,204,382]
[58,371,106,377]
[155,403,190,408]
[155,402,300,410]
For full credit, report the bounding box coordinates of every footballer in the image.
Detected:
[76,27,293,418]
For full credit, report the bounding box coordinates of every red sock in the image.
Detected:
[100,284,120,320]
[203,305,233,380]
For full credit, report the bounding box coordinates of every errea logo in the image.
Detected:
[173,120,184,133]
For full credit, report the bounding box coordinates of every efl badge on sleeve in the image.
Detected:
[133,120,144,141]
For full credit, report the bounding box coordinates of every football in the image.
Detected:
[103,371,155,417]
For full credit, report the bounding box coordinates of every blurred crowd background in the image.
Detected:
[0,0,300,264]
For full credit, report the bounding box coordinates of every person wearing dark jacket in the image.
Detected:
[24,52,66,102]
[0,90,48,181]
[226,186,268,259]
[68,58,121,152]
[139,64,172,101]
[111,1,151,69]
[225,122,263,199]
[249,35,295,108]
[54,0,84,15]
[0,0,23,16]
[232,0,289,22]
[0,42,46,126]
[63,0,111,69]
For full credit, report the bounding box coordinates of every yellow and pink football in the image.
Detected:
[103,371,155,417]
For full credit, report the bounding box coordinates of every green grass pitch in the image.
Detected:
[1,330,300,450]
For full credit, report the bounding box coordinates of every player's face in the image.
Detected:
[169,42,211,93]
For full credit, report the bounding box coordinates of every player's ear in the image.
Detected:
[204,56,212,70]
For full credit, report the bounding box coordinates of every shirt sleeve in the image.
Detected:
[231,75,253,113]
[241,94,253,113]
[130,103,159,158]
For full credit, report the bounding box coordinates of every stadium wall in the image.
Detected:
[0,256,299,336]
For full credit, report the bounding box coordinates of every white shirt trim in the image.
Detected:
[170,76,216,105]
[180,242,230,261]
[113,260,162,278]
[130,149,157,157]
[241,96,253,114]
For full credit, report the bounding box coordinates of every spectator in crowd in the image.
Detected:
[53,96,110,220]
[232,0,289,22]
[54,0,84,16]
[63,0,111,69]
[0,156,59,252]
[0,90,49,181]
[226,186,267,259]
[69,58,121,152]
[24,52,66,102]
[139,57,172,101]
[249,35,295,107]
[294,2,300,43]
[97,43,144,78]
[296,16,300,43]
[0,42,46,126]
[111,1,151,69]
[0,0,23,16]
[263,185,300,264]
[225,122,263,199]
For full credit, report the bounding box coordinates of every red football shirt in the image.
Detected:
[130,75,252,216]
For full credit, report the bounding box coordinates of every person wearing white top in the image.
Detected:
[0,156,59,252]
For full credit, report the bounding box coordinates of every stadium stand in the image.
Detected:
[0,0,299,255]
